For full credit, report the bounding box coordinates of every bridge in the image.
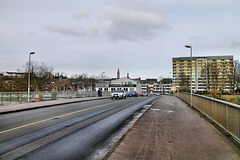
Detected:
[0,94,239,159]
[106,95,240,160]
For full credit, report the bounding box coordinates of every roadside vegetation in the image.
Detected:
[204,93,240,105]
[0,97,27,102]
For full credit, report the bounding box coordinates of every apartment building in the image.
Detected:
[140,79,158,95]
[159,78,173,95]
[172,55,234,93]
[140,78,173,95]
[0,72,26,92]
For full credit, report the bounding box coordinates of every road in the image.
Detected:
[0,96,157,160]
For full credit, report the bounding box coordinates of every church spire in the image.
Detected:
[117,68,120,79]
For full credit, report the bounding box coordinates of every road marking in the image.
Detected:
[0,101,121,134]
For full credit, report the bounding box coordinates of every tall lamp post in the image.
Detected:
[101,72,105,88]
[28,52,35,103]
[177,71,179,97]
[185,45,193,107]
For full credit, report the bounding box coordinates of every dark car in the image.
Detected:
[127,91,138,97]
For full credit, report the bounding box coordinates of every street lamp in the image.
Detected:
[177,71,179,97]
[101,72,105,88]
[28,52,35,103]
[185,45,193,107]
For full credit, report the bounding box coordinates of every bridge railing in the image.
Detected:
[177,92,240,143]
[0,91,112,106]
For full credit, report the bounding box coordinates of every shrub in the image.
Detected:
[222,95,240,105]
[37,93,44,102]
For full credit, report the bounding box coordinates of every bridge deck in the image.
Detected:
[107,95,240,160]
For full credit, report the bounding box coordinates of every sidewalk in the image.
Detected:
[0,96,110,114]
[106,95,240,160]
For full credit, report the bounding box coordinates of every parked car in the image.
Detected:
[127,91,138,97]
[137,92,143,96]
[142,91,148,96]
[111,90,126,99]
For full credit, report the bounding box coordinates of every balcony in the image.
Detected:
[109,84,137,87]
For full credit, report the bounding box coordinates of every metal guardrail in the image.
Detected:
[177,92,240,143]
[0,91,112,106]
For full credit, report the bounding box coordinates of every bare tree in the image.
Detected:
[70,73,97,91]
[219,66,226,93]
[178,71,190,92]
[208,62,220,91]
[157,76,164,82]
[197,67,207,93]
[34,62,54,90]
[206,60,236,96]
[20,61,54,91]
[233,60,240,93]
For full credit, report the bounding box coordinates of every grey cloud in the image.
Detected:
[88,23,99,37]
[231,40,240,48]
[46,24,87,37]
[72,9,91,20]
[102,5,171,41]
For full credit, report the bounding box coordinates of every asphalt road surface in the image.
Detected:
[0,96,157,160]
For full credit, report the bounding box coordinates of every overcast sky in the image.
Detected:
[0,0,239,79]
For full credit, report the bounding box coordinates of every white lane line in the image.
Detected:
[0,101,120,134]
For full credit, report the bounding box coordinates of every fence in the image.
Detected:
[177,92,240,143]
[0,91,112,106]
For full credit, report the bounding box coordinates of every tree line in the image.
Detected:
[0,62,104,92]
